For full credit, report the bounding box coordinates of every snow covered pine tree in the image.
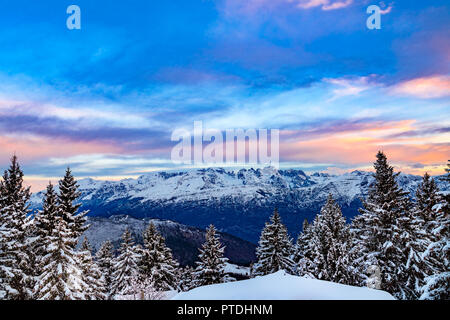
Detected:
[352,151,412,299]
[194,224,229,286]
[34,215,88,300]
[58,168,89,246]
[33,169,95,300]
[79,237,106,300]
[138,222,179,291]
[33,183,60,283]
[292,219,313,276]
[420,162,450,300]
[96,240,115,299]
[178,266,196,292]
[303,194,355,284]
[111,229,140,298]
[399,173,442,299]
[252,208,295,276]
[0,156,34,300]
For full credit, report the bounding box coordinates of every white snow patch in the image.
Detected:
[224,263,250,276]
[173,271,395,300]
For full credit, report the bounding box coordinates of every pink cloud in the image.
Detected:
[222,0,354,16]
[319,0,354,11]
[295,0,329,9]
[378,1,393,15]
[380,6,392,15]
[0,135,122,164]
[278,119,450,175]
[390,76,450,99]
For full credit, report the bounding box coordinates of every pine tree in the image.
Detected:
[415,173,441,233]
[293,219,310,264]
[0,155,34,300]
[138,223,179,291]
[292,219,314,277]
[420,209,449,300]
[303,195,354,283]
[0,186,9,299]
[252,209,295,276]
[194,224,229,286]
[58,168,88,246]
[126,275,165,300]
[34,216,87,300]
[96,240,115,299]
[111,229,140,298]
[399,173,441,299]
[420,163,450,300]
[79,237,106,300]
[33,182,60,278]
[178,266,196,292]
[352,151,410,299]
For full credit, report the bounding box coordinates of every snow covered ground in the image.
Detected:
[224,263,251,277]
[173,271,395,300]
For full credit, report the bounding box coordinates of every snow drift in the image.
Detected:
[173,271,395,300]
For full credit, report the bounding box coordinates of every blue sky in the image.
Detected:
[0,0,448,190]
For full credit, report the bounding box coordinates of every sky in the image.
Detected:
[0,0,448,191]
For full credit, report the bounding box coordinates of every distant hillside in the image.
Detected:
[83,215,256,266]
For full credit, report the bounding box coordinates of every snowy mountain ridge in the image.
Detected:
[30,167,449,243]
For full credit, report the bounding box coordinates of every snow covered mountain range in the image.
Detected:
[30,167,449,243]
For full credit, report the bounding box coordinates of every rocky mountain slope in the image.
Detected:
[83,215,256,266]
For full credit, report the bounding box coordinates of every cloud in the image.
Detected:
[221,0,354,15]
[0,134,122,165]
[378,1,394,15]
[279,118,450,173]
[317,0,354,11]
[389,76,450,99]
[380,6,393,15]
[323,76,376,100]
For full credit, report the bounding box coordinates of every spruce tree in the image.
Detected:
[352,151,410,298]
[420,209,449,300]
[0,155,34,300]
[178,266,196,292]
[33,182,60,276]
[34,183,59,240]
[194,224,229,286]
[399,173,441,299]
[96,240,115,299]
[58,168,88,245]
[252,209,295,276]
[0,186,8,299]
[34,216,87,300]
[420,163,450,300]
[293,219,310,264]
[415,173,441,233]
[292,219,314,277]
[111,229,140,298]
[138,223,179,291]
[304,195,354,283]
[79,237,106,300]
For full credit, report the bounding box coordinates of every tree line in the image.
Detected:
[0,155,231,300]
[0,152,448,300]
[251,152,449,300]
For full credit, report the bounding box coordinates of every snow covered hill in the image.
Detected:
[30,167,449,243]
[173,271,395,300]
